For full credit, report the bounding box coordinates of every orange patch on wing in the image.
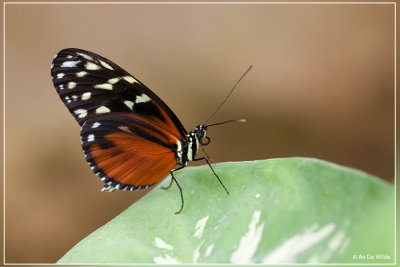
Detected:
[89,132,176,187]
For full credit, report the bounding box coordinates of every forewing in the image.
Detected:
[51,48,186,138]
[81,113,180,191]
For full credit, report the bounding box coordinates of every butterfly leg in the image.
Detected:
[161,178,174,190]
[193,157,230,195]
[162,163,184,190]
[169,165,185,214]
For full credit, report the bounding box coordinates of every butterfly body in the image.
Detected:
[51,48,210,195]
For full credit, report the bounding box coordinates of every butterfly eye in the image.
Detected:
[200,136,211,146]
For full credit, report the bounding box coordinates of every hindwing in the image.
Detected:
[81,113,180,191]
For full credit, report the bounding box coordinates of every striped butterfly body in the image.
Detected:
[51,48,249,213]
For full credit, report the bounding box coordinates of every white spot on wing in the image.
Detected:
[118,126,132,133]
[74,109,87,118]
[59,84,64,90]
[85,62,100,70]
[76,71,88,77]
[76,52,93,61]
[81,92,91,100]
[194,216,209,239]
[99,60,114,70]
[96,106,110,114]
[72,95,78,100]
[135,93,151,104]
[94,83,113,90]
[262,223,336,264]
[105,184,118,191]
[87,134,95,142]
[124,100,134,110]
[61,60,80,67]
[255,194,260,198]
[57,73,65,79]
[122,76,138,84]
[108,77,120,84]
[68,82,76,89]
[230,210,265,264]
[91,122,101,128]
[154,237,173,250]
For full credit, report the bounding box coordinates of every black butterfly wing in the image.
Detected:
[51,48,188,191]
[51,48,187,138]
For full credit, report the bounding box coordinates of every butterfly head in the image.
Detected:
[194,125,210,146]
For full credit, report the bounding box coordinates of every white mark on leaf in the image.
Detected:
[193,240,205,263]
[154,237,173,250]
[153,254,179,264]
[262,223,336,264]
[230,210,265,264]
[194,216,209,239]
[308,230,348,263]
[205,244,214,257]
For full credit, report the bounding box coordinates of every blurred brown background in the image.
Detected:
[4,2,394,263]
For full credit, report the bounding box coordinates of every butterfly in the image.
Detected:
[51,48,251,213]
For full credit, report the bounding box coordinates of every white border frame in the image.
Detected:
[2,1,397,265]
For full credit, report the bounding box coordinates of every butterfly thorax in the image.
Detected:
[176,125,208,165]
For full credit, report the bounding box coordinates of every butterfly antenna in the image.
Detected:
[206,118,246,128]
[203,65,253,126]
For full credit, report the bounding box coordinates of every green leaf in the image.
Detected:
[58,158,394,264]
